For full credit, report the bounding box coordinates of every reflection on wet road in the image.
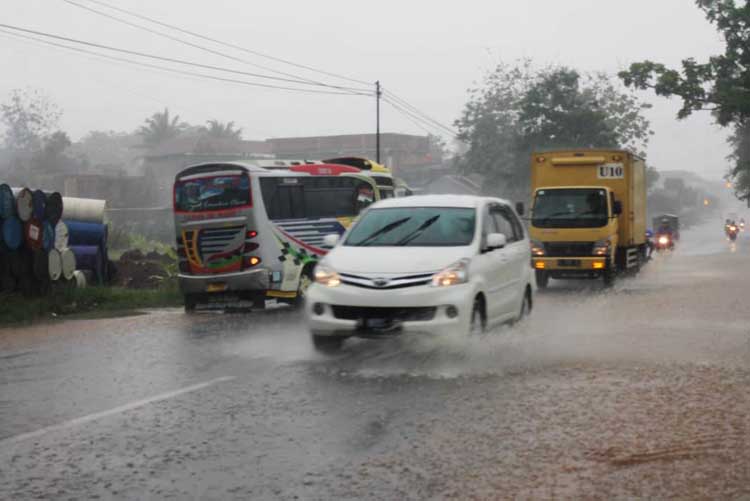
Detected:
[2,222,750,499]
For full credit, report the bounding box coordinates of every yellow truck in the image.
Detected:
[529,149,647,288]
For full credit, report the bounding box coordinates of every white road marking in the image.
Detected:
[1,376,235,446]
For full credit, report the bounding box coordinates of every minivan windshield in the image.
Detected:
[345,207,476,246]
[532,188,609,228]
[174,174,251,212]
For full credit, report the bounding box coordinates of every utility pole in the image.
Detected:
[375,80,381,163]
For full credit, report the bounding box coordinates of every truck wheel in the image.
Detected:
[535,270,549,289]
[312,334,344,353]
[603,264,616,287]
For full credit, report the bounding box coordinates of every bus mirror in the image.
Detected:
[515,202,524,216]
[323,234,340,247]
[613,200,623,216]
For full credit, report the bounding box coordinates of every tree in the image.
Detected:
[202,120,242,140]
[618,0,750,198]
[32,131,72,172]
[455,61,653,197]
[647,166,660,192]
[137,108,188,146]
[72,130,141,170]
[0,88,61,152]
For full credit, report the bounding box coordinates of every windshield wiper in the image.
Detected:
[535,211,575,224]
[395,215,441,246]
[351,217,411,246]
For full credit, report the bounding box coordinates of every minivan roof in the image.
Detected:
[369,194,511,209]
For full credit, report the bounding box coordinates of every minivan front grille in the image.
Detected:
[339,272,433,290]
[331,306,437,322]
[543,242,594,257]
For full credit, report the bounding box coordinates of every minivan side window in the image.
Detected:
[490,205,516,242]
[503,206,525,241]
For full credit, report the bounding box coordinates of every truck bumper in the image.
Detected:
[532,257,607,275]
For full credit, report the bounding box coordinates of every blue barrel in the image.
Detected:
[0,184,14,219]
[42,221,55,251]
[31,189,46,221]
[70,245,104,285]
[65,221,108,247]
[1,216,23,250]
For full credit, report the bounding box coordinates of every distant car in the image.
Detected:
[305,195,534,352]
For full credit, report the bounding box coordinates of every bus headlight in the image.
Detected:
[431,259,469,287]
[314,265,341,287]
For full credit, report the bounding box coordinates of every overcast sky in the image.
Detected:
[0,0,731,179]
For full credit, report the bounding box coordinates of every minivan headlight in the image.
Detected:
[314,264,341,287]
[431,259,469,287]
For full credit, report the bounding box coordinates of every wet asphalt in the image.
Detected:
[2,221,750,499]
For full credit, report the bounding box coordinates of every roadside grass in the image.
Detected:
[0,285,183,326]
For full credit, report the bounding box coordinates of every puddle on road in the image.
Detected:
[220,222,750,380]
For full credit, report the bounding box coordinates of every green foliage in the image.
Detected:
[138,108,188,146]
[0,286,182,325]
[0,88,62,152]
[647,166,660,192]
[455,61,653,197]
[202,120,243,140]
[619,1,750,198]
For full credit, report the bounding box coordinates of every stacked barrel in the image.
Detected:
[0,183,109,296]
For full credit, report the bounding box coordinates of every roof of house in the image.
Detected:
[144,136,272,158]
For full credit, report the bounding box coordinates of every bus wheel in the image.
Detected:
[294,266,314,308]
[184,294,198,313]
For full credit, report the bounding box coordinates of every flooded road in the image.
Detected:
[2,221,750,499]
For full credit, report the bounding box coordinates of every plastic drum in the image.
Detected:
[15,188,33,222]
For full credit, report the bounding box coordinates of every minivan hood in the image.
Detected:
[325,245,473,274]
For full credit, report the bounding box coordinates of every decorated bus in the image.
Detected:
[173,161,380,311]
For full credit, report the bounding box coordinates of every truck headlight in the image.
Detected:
[431,259,469,287]
[530,240,545,257]
[592,239,611,256]
[314,265,341,287]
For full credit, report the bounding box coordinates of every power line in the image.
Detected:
[0,29,368,96]
[383,97,458,138]
[60,0,371,94]
[0,23,372,95]
[74,0,372,87]
[383,89,457,136]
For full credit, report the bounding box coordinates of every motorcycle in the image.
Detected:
[654,232,674,251]
[727,224,739,241]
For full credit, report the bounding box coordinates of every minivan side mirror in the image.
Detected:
[485,233,507,251]
[612,200,623,216]
[515,202,525,216]
[323,234,340,247]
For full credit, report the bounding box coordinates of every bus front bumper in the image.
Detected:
[178,268,270,295]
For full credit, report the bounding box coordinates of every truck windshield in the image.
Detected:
[345,207,476,246]
[532,188,609,228]
[174,174,251,212]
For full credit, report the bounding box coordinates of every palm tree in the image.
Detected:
[203,120,242,140]
[138,108,188,146]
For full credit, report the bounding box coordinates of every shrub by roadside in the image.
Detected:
[0,286,182,326]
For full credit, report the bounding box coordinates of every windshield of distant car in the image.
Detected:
[345,207,476,246]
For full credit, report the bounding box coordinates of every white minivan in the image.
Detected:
[305,195,534,352]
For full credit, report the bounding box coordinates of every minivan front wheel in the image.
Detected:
[469,297,486,336]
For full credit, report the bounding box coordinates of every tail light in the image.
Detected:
[244,243,259,252]
[246,256,261,267]
[247,230,257,238]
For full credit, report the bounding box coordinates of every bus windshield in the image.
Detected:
[174,174,251,212]
[260,176,375,220]
[532,188,609,228]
